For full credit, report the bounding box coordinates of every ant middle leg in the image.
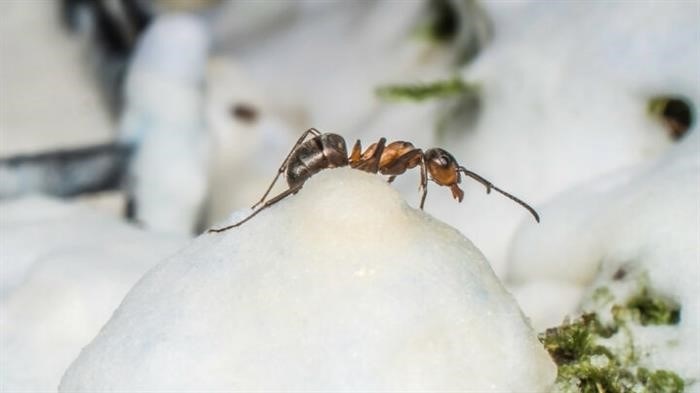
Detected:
[375,148,427,209]
[251,128,321,209]
[209,184,304,233]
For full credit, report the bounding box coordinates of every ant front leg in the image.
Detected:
[251,128,321,209]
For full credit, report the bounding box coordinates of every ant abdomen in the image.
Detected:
[286,133,348,187]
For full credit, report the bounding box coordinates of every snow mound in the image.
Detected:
[60,168,555,391]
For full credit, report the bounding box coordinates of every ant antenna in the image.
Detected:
[458,167,540,223]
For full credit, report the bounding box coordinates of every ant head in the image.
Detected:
[424,148,460,186]
[321,133,349,167]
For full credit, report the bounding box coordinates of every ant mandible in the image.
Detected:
[208,128,539,233]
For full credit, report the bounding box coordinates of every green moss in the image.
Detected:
[541,313,685,392]
[540,314,613,365]
[623,287,681,326]
[591,286,615,306]
[557,355,637,393]
[375,78,477,102]
[638,368,685,393]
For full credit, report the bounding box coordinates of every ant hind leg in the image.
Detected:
[209,184,304,233]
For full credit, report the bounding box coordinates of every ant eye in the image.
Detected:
[432,156,448,167]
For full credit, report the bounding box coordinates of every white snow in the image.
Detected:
[0,196,184,392]
[59,168,556,392]
[426,0,700,275]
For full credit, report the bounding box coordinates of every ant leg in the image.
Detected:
[251,128,321,209]
[458,167,540,222]
[419,157,428,209]
[349,140,362,164]
[387,175,397,183]
[375,148,427,208]
[209,184,304,233]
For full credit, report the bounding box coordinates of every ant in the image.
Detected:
[208,128,539,233]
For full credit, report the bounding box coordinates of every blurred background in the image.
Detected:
[1,0,698,390]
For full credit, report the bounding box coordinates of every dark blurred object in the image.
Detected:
[649,96,693,141]
[230,103,259,124]
[61,0,155,117]
[0,143,132,199]
[424,0,459,42]
[420,0,492,65]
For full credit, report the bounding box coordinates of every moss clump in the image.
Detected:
[618,287,681,326]
[557,354,636,393]
[540,314,614,365]
[591,286,615,306]
[375,78,477,102]
[541,314,632,392]
[541,313,685,393]
[638,368,685,393]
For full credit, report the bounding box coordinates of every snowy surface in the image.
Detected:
[0,196,184,392]
[60,168,556,391]
[427,0,700,275]
[508,129,699,384]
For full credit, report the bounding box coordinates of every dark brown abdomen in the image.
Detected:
[285,134,349,187]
